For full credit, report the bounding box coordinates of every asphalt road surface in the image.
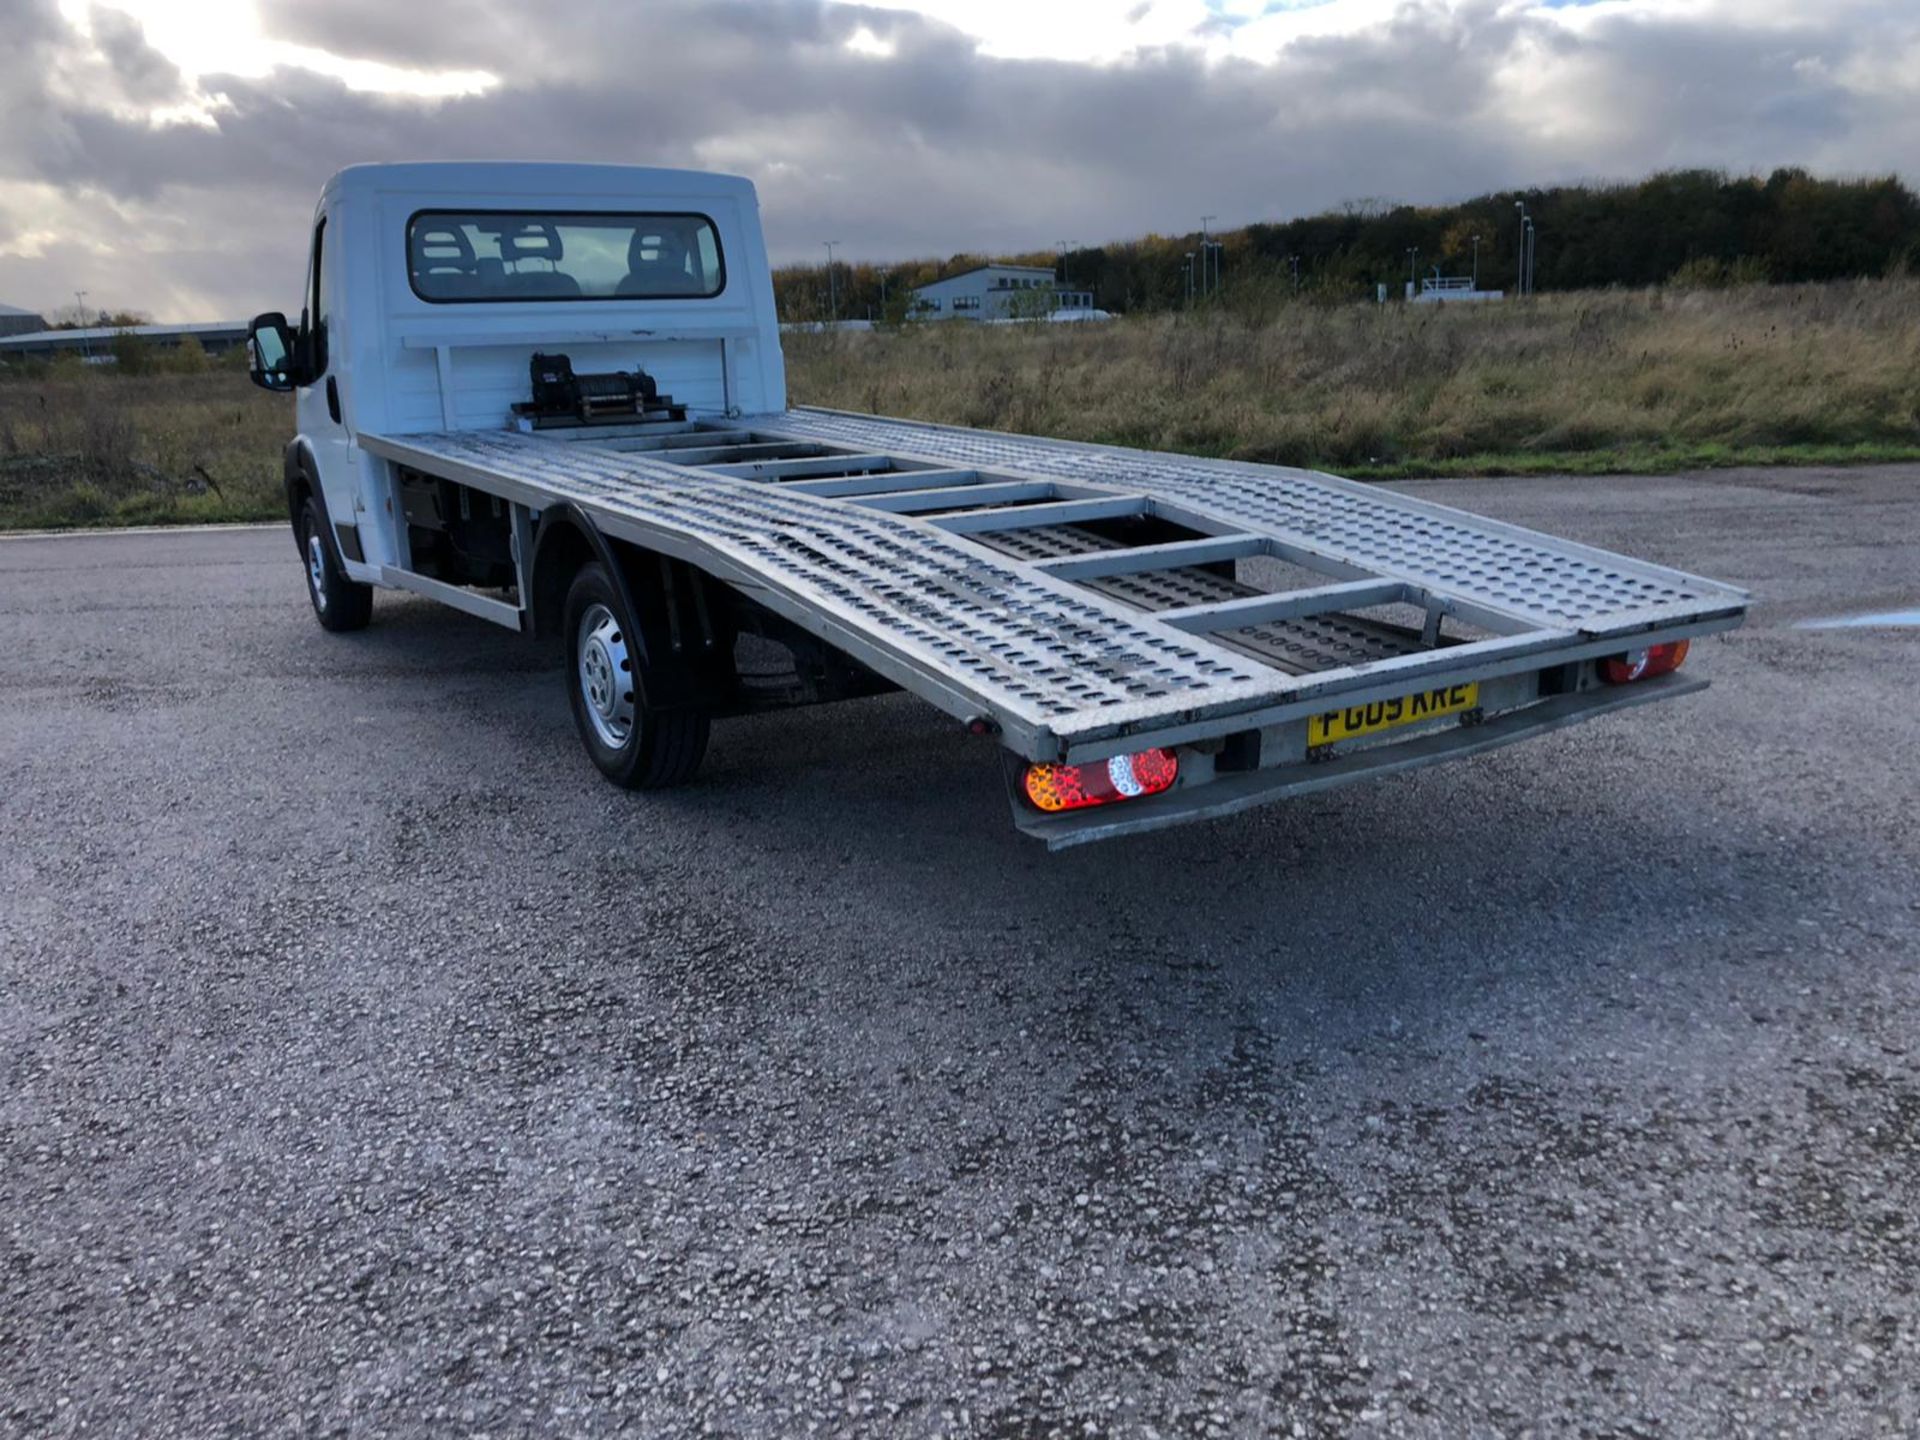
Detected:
[4,465,1918,1438]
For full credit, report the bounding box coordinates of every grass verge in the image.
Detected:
[1344,441,1920,480]
[785,278,1920,474]
[4,278,1917,532]
[0,368,290,532]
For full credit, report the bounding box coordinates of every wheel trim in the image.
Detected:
[306,531,328,613]
[577,602,637,749]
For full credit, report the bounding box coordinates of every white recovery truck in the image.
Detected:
[248,162,1749,848]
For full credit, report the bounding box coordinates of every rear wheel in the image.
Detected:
[298,497,372,632]
[563,561,709,789]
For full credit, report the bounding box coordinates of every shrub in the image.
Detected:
[109,332,156,374]
[168,336,211,374]
[1669,255,1772,289]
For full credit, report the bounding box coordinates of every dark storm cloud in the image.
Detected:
[0,0,1913,317]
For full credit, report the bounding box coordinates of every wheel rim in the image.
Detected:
[577,601,636,749]
[306,532,328,613]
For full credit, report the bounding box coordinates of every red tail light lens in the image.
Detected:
[1023,748,1179,813]
[1600,640,1689,684]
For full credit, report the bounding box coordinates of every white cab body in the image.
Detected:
[294,162,786,582]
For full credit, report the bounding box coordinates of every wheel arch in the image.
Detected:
[528,505,647,656]
[530,507,736,709]
[282,439,323,548]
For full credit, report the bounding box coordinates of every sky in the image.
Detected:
[1,0,1915,320]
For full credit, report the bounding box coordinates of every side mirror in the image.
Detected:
[247,312,299,392]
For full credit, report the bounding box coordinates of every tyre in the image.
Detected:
[563,561,710,789]
[298,497,373,632]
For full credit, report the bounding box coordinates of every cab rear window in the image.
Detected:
[407,211,724,302]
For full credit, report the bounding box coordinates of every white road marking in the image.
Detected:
[1796,609,1920,629]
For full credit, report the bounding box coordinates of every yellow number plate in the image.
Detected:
[1307,682,1479,747]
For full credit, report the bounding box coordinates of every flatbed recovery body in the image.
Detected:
[252,162,1748,847]
[360,408,1742,845]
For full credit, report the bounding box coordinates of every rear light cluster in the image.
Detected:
[1600,640,1689,685]
[1023,748,1179,813]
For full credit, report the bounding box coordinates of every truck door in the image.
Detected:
[295,213,357,544]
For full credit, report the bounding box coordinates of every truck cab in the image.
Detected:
[249,162,783,588]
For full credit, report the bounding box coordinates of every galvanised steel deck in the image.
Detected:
[755,409,1743,633]
[361,411,1749,762]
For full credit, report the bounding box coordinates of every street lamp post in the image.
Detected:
[823,240,841,324]
[1200,216,1216,296]
[1514,201,1529,296]
[1525,220,1537,296]
[1406,247,1419,295]
[74,289,90,359]
[1471,234,1480,290]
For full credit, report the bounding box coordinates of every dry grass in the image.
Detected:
[784,278,1920,475]
[3,279,1916,531]
[0,368,291,530]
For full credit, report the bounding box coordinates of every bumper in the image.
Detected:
[1011,673,1709,850]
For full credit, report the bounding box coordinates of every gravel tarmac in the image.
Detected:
[2,463,1918,1438]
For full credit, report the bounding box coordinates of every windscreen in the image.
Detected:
[407,211,725,302]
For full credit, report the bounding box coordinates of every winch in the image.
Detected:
[513,352,687,426]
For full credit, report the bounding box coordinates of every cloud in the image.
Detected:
[0,0,1914,318]
[87,5,189,105]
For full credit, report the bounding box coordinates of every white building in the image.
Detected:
[1408,276,1504,304]
[911,264,1096,321]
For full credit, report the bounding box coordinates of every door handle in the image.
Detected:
[325,376,341,424]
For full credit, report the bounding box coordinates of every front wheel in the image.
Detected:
[298,498,372,632]
[563,561,710,789]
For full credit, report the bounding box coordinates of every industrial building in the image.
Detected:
[0,318,249,363]
[0,302,49,338]
[910,264,1096,321]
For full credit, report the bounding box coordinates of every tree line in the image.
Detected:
[772,168,1920,321]
[43,306,151,330]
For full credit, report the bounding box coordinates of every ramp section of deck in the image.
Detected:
[749,409,1750,636]
[361,429,1294,756]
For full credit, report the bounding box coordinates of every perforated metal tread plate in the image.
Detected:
[362,429,1291,755]
[981,524,1424,676]
[750,408,1752,636]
